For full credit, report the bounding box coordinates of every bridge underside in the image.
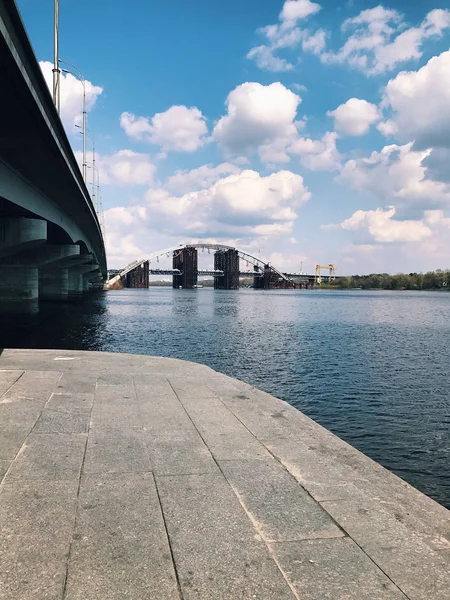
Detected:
[0,1,106,304]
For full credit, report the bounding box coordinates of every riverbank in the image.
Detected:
[0,349,449,599]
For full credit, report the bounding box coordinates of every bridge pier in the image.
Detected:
[39,267,69,301]
[124,261,149,288]
[173,248,197,289]
[0,266,39,301]
[0,214,105,302]
[214,249,239,289]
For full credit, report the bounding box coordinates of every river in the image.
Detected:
[1,287,449,509]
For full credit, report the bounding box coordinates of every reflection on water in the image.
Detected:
[1,287,449,509]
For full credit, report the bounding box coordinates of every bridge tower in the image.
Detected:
[253,265,264,289]
[214,249,239,289]
[173,247,198,289]
[124,261,149,288]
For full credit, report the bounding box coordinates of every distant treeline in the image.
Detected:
[328,270,450,290]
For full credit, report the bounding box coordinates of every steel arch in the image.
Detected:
[108,243,290,283]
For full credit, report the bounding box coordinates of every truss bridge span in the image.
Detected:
[106,244,294,290]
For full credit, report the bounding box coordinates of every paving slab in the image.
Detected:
[0,369,23,395]
[156,472,295,599]
[84,427,151,474]
[0,459,10,483]
[0,478,79,600]
[179,395,272,460]
[321,497,450,600]
[271,537,408,600]
[7,432,87,480]
[0,349,448,600]
[219,458,344,543]
[64,473,179,600]
[0,370,61,428]
[0,425,32,460]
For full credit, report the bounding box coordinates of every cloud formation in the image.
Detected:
[328,98,381,136]
[324,206,432,243]
[322,7,450,75]
[247,0,322,71]
[213,82,301,161]
[83,150,156,187]
[104,169,311,266]
[381,50,450,150]
[290,131,341,171]
[120,105,208,152]
[339,143,450,210]
[40,61,103,130]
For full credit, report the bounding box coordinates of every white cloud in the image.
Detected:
[213,82,301,162]
[120,105,208,152]
[247,46,295,72]
[302,29,326,54]
[322,7,450,75]
[290,131,341,171]
[302,29,326,56]
[247,0,322,72]
[165,163,240,193]
[328,98,381,136]
[280,0,321,22]
[377,120,398,136]
[40,61,103,130]
[141,169,311,245]
[324,206,432,243]
[92,150,156,186]
[104,169,311,267]
[339,143,450,209]
[104,206,148,266]
[381,49,450,150]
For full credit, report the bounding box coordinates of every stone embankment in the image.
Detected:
[0,349,449,599]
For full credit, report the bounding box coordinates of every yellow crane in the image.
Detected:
[315,264,336,284]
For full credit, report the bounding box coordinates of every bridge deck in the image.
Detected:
[0,349,449,599]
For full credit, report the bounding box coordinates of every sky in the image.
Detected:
[16,0,450,274]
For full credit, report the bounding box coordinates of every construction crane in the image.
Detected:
[315,264,336,284]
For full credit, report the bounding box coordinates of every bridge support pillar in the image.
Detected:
[0,218,47,258]
[39,267,69,301]
[124,261,149,288]
[0,266,39,301]
[253,266,264,289]
[173,248,197,289]
[68,272,83,299]
[214,249,239,289]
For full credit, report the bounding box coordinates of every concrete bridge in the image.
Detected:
[107,244,304,290]
[0,1,107,303]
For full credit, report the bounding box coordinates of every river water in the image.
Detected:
[1,288,449,509]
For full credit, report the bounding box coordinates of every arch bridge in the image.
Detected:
[107,244,296,290]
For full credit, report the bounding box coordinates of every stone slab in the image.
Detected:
[33,406,91,434]
[0,478,79,600]
[145,432,218,476]
[0,349,449,600]
[0,425,31,460]
[0,459,10,483]
[322,497,450,600]
[64,473,179,600]
[180,395,272,460]
[156,472,295,599]
[0,370,62,428]
[83,428,151,474]
[7,432,87,480]
[46,392,94,410]
[219,459,344,543]
[0,369,23,395]
[55,371,97,394]
[272,537,408,599]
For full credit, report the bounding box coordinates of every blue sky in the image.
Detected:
[17,0,450,273]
